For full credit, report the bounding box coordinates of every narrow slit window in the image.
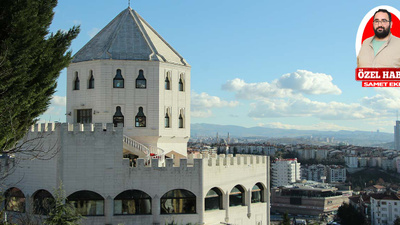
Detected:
[74,72,80,90]
[179,74,184,91]
[165,112,170,128]
[88,70,94,89]
[135,107,146,127]
[165,73,170,90]
[179,111,184,128]
[113,106,124,127]
[113,69,124,88]
[136,69,146,88]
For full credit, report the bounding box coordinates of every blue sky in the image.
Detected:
[40,0,400,133]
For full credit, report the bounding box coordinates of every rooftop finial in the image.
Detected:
[128,0,131,8]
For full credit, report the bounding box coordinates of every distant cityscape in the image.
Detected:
[186,120,400,224]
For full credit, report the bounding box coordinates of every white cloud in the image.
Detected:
[51,96,66,106]
[258,122,356,131]
[222,70,381,120]
[191,91,238,118]
[277,70,342,95]
[88,28,100,38]
[191,109,213,118]
[362,88,400,111]
[248,96,378,120]
[192,92,238,108]
[222,70,341,101]
[222,78,296,100]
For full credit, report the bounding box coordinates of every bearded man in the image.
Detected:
[357,9,400,67]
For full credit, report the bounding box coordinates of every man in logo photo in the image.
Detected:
[357,9,400,67]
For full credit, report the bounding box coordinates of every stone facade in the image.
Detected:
[1,6,270,225]
[2,123,270,225]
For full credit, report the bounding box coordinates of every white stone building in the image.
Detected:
[301,164,327,183]
[0,7,270,225]
[271,159,300,187]
[326,165,346,183]
[344,156,358,168]
[370,193,400,225]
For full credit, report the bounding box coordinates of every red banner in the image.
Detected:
[356,68,400,81]
[362,81,400,87]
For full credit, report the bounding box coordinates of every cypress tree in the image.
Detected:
[0,0,79,151]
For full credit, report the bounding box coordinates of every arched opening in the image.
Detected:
[135,107,146,127]
[4,187,25,212]
[114,190,151,215]
[33,189,54,215]
[67,190,104,216]
[136,69,146,88]
[229,185,245,207]
[74,72,80,90]
[251,183,265,203]
[113,106,124,127]
[88,70,94,89]
[160,189,196,214]
[205,187,223,211]
[113,69,124,88]
[165,73,171,90]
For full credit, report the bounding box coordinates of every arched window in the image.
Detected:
[74,72,80,90]
[179,110,184,128]
[88,70,94,89]
[165,110,170,128]
[229,185,245,207]
[160,189,196,214]
[114,190,151,215]
[67,190,104,216]
[179,74,184,91]
[136,69,146,88]
[135,107,146,127]
[33,189,55,215]
[113,69,124,88]
[205,188,223,211]
[165,72,171,90]
[4,187,25,212]
[251,183,265,203]
[113,106,124,127]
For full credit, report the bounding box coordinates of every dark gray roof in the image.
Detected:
[72,7,188,66]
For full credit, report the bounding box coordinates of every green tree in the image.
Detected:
[44,186,82,225]
[0,0,79,152]
[394,217,400,225]
[337,203,366,225]
[281,212,290,225]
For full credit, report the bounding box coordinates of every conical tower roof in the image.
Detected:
[72,7,188,66]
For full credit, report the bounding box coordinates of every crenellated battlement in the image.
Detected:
[29,122,59,132]
[126,153,268,170]
[203,153,267,166]
[28,122,123,134]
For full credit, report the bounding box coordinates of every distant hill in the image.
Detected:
[191,123,393,147]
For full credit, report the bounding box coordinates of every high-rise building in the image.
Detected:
[272,159,301,187]
[395,120,400,151]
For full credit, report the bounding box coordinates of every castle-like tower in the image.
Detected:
[1,7,270,225]
[66,7,190,157]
